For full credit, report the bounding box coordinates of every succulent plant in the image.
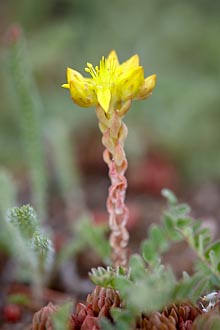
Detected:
[136,303,201,330]
[32,302,58,330]
[69,285,121,330]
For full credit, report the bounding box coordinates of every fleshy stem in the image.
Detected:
[96,100,132,267]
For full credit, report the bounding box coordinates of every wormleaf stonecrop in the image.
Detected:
[62,50,156,267]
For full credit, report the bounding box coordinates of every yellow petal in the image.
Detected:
[117,67,144,101]
[136,74,157,100]
[107,50,119,67]
[67,67,83,82]
[62,67,84,89]
[69,79,97,108]
[62,67,97,107]
[118,54,140,75]
[97,88,111,113]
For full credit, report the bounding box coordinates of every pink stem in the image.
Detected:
[103,149,129,267]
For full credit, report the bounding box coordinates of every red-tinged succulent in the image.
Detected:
[163,303,201,330]
[86,286,121,317]
[137,303,201,330]
[70,286,121,330]
[80,315,100,330]
[32,302,58,330]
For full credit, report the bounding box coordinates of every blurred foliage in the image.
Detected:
[0,169,16,250]
[8,205,54,276]
[2,204,54,302]
[0,0,220,186]
[56,214,111,267]
[5,27,47,220]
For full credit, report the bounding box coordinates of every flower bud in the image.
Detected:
[136,74,157,100]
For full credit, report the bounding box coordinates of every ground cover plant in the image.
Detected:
[1,44,220,330]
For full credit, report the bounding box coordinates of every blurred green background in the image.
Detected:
[1,0,220,186]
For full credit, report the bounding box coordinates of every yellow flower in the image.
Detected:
[62,50,156,113]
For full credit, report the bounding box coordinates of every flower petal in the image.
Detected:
[118,54,140,76]
[66,67,83,83]
[63,67,97,107]
[97,88,111,113]
[107,50,119,67]
[69,80,97,108]
[117,67,144,101]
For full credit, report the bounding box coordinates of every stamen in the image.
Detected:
[85,55,116,89]
[85,62,97,79]
[100,56,106,71]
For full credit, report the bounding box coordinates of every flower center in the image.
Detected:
[85,56,117,90]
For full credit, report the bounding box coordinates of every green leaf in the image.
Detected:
[176,217,192,228]
[198,234,205,256]
[182,271,190,280]
[210,274,220,287]
[53,302,72,330]
[175,270,210,303]
[110,308,135,330]
[190,277,209,302]
[141,240,157,264]
[129,254,146,280]
[205,240,220,259]
[209,250,219,271]
[173,280,192,301]
[99,317,114,330]
[114,276,132,297]
[163,215,182,241]
[171,204,191,219]
[161,189,178,205]
[149,224,168,253]
[195,227,211,248]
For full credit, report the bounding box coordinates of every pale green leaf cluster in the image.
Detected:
[89,266,127,288]
[6,204,54,301]
[9,204,38,240]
